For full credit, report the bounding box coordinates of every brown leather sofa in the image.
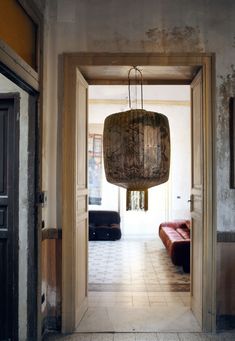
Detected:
[159,220,190,273]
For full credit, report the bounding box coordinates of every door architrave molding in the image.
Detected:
[61,52,215,332]
[0,1,42,337]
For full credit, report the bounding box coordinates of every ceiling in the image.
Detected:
[79,65,200,85]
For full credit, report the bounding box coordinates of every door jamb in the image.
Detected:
[0,35,41,341]
[61,52,216,332]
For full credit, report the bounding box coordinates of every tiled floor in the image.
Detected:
[76,238,198,333]
[44,331,235,340]
[89,239,190,293]
[45,239,235,338]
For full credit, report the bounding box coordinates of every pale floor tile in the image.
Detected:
[44,333,235,341]
[220,332,235,340]
[133,297,150,302]
[199,333,225,340]
[149,302,169,308]
[77,306,200,333]
[132,292,149,297]
[91,333,114,341]
[88,302,100,307]
[178,333,202,340]
[163,292,182,298]
[166,302,185,308]
[133,302,151,308]
[98,301,133,308]
[77,308,113,332]
[71,334,92,341]
[113,333,136,341]
[178,293,190,298]
[99,293,117,298]
[147,292,166,296]
[181,298,191,306]
[98,297,116,303]
[115,303,133,308]
[164,297,183,304]
[135,333,158,341]
[115,297,133,303]
[157,333,180,341]
[149,296,166,303]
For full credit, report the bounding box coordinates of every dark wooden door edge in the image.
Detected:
[0,94,20,340]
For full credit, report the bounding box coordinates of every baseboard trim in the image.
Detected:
[42,315,61,336]
[217,231,235,242]
[217,315,235,330]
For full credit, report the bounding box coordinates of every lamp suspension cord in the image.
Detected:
[128,66,143,110]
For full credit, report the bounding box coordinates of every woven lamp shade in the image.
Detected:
[103,109,170,191]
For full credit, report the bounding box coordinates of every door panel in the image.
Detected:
[62,64,88,332]
[0,97,19,341]
[75,69,88,325]
[190,69,203,326]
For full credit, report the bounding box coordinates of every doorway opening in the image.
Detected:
[77,84,196,332]
[61,53,215,333]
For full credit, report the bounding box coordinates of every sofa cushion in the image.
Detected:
[89,210,120,225]
[176,227,190,240]
[89,226,121,241]
[159,220,190,230]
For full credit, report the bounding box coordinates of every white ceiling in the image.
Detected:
[89,85,190,101]
[88,85,190,124]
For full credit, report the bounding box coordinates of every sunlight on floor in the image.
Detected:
[76,238,199,333]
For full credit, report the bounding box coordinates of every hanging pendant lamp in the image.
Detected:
[103,67,171,210]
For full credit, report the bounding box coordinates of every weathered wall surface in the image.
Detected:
[43,0,235,232]
[32,0,45,12]
[42,0,235,327]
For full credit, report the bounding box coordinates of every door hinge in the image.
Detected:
[37,191,47,207]
[188,194,193,212]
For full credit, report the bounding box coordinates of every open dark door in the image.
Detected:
[0,95,19,341]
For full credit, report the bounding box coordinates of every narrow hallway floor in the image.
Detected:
[77,239,198,333]
[44,331,235,340]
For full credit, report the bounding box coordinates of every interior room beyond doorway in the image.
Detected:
[76,84,200,332]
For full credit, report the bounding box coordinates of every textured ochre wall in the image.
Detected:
[0,0,37,68]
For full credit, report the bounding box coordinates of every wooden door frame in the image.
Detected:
[61,52,216,332]
[0,0,43,338]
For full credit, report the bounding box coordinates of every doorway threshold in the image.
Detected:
[76,306,200,333]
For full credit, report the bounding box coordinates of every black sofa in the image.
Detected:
[89,210,122,241]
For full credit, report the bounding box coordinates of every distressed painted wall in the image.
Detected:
[32,0,46,12]
[43,0,235,232]
[41,0,235,329]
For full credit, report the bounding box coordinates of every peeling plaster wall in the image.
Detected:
[43,0,235,232]
[32,0,46,12]
[0,75,29,341]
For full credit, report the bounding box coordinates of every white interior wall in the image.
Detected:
[0,74,29,341]
[88,85,191,237]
